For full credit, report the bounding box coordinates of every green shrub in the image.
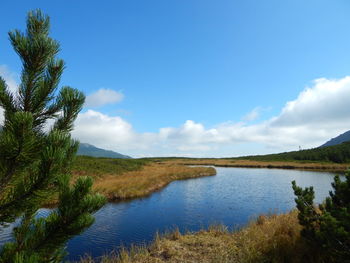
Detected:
[292,171,350,262]
[0,10,106,262]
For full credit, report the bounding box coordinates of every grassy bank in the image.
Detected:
[73,157,341,262]
[90,163,216,200]
[80,210,317,263]
[72,156,216,201]
[147,142,350,172]
[72,156,149,178]
[156,158,349,173]
[69,156,346,203]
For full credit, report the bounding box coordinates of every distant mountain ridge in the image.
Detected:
[77,143,131,159]
[320,130,350,147]
[235,141,350,163]
[0,125,129,159]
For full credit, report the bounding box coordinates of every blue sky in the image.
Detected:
[1,1,350,157]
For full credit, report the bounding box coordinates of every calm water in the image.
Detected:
[0,167,340,261]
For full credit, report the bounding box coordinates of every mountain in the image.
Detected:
[0,125,129,159]
[320,130,350,147]
[77,143,131,159]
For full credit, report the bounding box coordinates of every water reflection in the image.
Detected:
[65,167,339,260]
[0,167,340,261]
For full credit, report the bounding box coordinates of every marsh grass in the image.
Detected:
[45,158,215,205]
[71,156,346,202]
[79,210,319,263]
[72,157,340,262]
[91,163,216,200]
[162,158,348,172]
[43,157,150,206]
[72,156,149,178]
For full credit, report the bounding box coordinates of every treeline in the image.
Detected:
[234,141,350,163]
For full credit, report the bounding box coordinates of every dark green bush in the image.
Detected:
[292,171,350,262]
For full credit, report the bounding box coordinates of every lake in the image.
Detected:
[0,167,340,261]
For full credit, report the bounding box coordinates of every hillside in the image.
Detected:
[234,141,350,163]
[77,143,131,159]
[320,130,350,147]
[0,125,130,159]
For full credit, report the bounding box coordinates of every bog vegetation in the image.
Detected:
[80,170,350,263]
[85,161,216,200]
[73,156,149,178]
[80,211,304,263]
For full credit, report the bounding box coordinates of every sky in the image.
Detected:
[1,0,350,157]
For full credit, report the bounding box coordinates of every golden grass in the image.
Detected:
[163,159,349,173]
[79,210,316,263]
[75,159,336,262]
[89,163,216,201]
[43,160,215,206]
[67,156,346,204]
[46,157,345,207]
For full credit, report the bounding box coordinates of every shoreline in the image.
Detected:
[79,162,216,202]
[163,159,349,173]
[73,158,336,262]
[92,164,217,202]
[45,158,347,207]
[44,163,216,207]
[79,210,309,263]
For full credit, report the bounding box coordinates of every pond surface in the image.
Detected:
[0,167,340,261]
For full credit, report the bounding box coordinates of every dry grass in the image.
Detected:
[43,159,215,205]
[69,157,346,203]
[75,159,334,262]
[79,210,315,263]
[90,163,216,201]
[162,158,348,173]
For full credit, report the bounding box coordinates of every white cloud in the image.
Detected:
[272,77,350,127]
[71,110,157,152]
[72,110,134,147]
[1,65,349,157]
[243,107,262,121]
[0,65,19,125]
[71,76,350,157]
[0,108,3,125]
[0,65,19,94]
[85,88,124,108]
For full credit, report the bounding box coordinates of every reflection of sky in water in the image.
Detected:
[182,178,207,228]
[0,168,340,261]
[0,209,52,246]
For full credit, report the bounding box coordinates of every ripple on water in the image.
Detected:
[0,167,340,261]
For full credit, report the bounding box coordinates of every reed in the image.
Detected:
[45,158,215,205]
[91,163,216,200]
[79,210,315,263]
[72,156,149,178]
[160,158,348,173]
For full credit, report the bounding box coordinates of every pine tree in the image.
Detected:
[292,172,350,262]
[0,10,106,262]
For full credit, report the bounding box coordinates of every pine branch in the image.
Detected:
[0,10,105,262]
